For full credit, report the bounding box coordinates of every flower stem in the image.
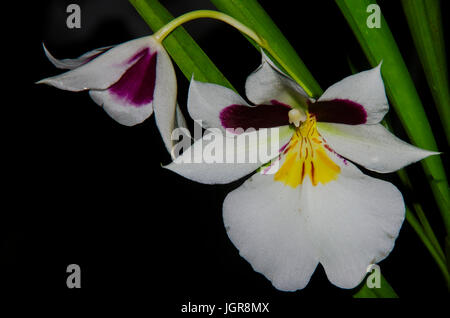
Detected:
[154,10,265,47]
[152,10,314,97]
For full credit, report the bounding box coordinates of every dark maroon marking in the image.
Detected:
[324,143,348,165]
[324,144,333,152]
[220,101,291,131]
[109,48,157,107]
[279,141,290,152]
[309,99,367,125]
[270,99,292,108]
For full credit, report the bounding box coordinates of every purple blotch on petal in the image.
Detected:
[309,98,367,125]
[270,99,292,108]
[109,48,157,107]
[220,101,291,130]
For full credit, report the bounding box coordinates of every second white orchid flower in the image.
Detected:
[38,35,180,152]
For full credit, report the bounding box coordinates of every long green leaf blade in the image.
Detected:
[335,0,450,235]
[354,275,399,298]
[209,0,323,97]
[406,209,450,288]
[129,0,233,89]
[401,0,450,144]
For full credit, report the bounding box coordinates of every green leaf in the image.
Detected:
[414,203,446,262]
[401,0,450,144]
[445,236,450,275]
[335,0,450,236]
[128,0,234,89]
[354,275,399,298]
[353,284,378,298]
[383,120,449,287]
[209,0,323,97]
[406,209,450,288]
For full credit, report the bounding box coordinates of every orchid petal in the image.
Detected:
[37,36,157,92]
[164,125,293,184]
[89,88,154,126]
[317,63,388,124]
[223,173,319,291]
[152,46,178,152]
[223,150,404,290]
[171,104,191,159]
[245,51,309,108]
[305,154,405,288]
[86,43,158,126]
[188,79,248,130]
[42,43,113,70]
[188,79,292,132]
[175,104,188,130]
[317,122,438,173]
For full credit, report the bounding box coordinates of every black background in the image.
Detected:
[1,0,448,313]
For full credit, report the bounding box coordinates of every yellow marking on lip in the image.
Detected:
[274,114,340,187]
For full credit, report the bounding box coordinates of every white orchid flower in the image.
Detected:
[165,53,438,291]
[38,36,180,152]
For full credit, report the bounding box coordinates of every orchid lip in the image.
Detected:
[275,114,341,187]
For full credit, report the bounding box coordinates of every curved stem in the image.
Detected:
[154,10,265,47]
[153,10,314,97]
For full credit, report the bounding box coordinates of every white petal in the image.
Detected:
[305,155,405,288]
[86,41,177,139]
[175,104,188,130]
[317,122,438,173]
[170,105,191,159]
[37,36,156,91]
[245,51,309,107]
[188,79,248,130]
[318,64,388,124]
[89,89,153,126]
[152,46,178,152]
[164,125,293,184]
[223,150,405,290]
[223,172,319,291]
[43,43,113,70]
